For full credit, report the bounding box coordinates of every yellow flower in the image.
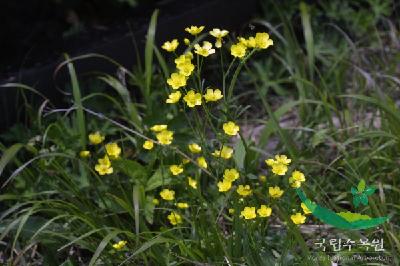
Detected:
[177,62,195,76]
[228,208,235,214]
[184,38,190,45]
[269,186,284,198]
[167,211,182,225]
[259,175,267,183]
[188,143,202,153]
[95,163,113,175]
[203,88,223,102]
[291,170,305,182]
[156,130,174,145]
[112,240,127,250]
[187,176,197,189]
[175,53,193,66]
[240,207,257,220]
[183,90,202,107]
[291,212,306,225]
[197,156,207,169]
[223,168,239,182]
[217,180,232,192]
[230,43,247,58]
[105,142,121,159]
[185,25,205,35]
[143,140,154,150]
[289,180,302,188]
[160,189,175,201]
[301,203,312,215]
[236,185,252,197]
[161,39,179,52]
[79,150,90,158]
[257,205,272,217]
[177,202,189,209]
[209,28,229,48]
[150,124,167,132]
[194,41,215,57]
[275,155,291,165]
[254,32,273,49]
[182,158,190,164]
[89,131,105,145]
[98,155,111,167]
[95,155,113,175]
[166,91,181,104]
[167,72,187,89]
[152,198,159,205]
[170,165,184,175]
[271,163,288,176]
[239,36,256,48]
[223,121,240,136]
[211,145,233,159]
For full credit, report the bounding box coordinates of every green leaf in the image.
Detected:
[357,179,366,192]
[353,195,361,208]
[145,168,171,191]
[360,194,369,206]
[113,159,147,183]
[364,186,376,196]
[234,139,246,170]
[350,187,358,195]
[0,143,24,178]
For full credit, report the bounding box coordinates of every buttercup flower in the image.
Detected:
[223,168,239,182]
[184,38,190,45]
[177,202,189,209]
[194,41,215,57]
[95,163,113,176]
[156,130,174,145]
[188,143,202,153]
[291,170,305,182]
[291,212,306,225]
[240,207,257,220]
[160,189,175,201]
[167,72,187,89]
[95,155,113,175]
[257,205,272,217]
[166,91,181,104]
[143,140,154,150]
[170,165,184,175]
[217,179,232,192]
[237,185,252,197]
[230,43,247,58]
[89,132,105,145]
[269,186,284,198]
[212,145,233,159]
[239,36,256,48]
[178,62,195,76]
[223,121,240,136]
[105,142,121,159]
[187,176,197,189]
[161,39,179,52]
[271,163,288,176]
[79,150,90,158]
[209,28,229,48]
[167,211,182,225]
[185,25,205,35]
[197,156,207,169]
[203,88,223,102]
[289,179,302,188]
[255,32,273,49]
[112,240,127,250]
[275,155,291,165]
[152,198,159,205]
[183,90,202,107]
[301,202,312,215]
[150,124,167,132]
